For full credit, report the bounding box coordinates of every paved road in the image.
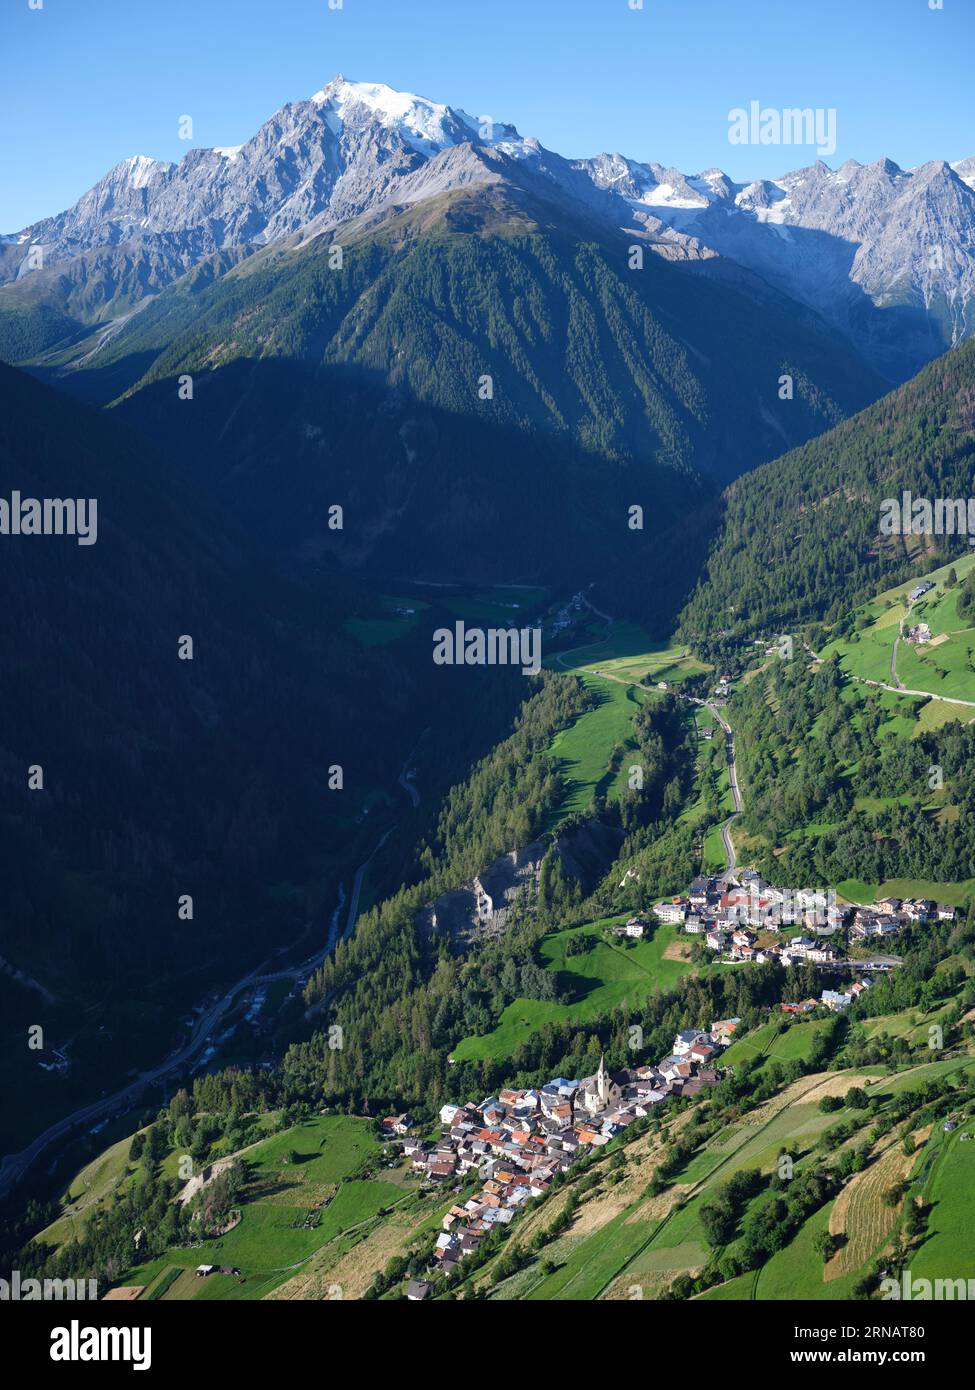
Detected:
[890,631,903,689]
[0,923,355,1199]
[707,702,742,881]
[0,960,263,1198]
[856,675,975,708]
[342,825,395,941]
[339,750,421,940]
[553,594,616,672]
[805,637,975,709]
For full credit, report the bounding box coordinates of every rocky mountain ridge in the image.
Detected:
[3,75,973,380]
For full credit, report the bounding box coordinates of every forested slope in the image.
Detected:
[680,339,975,640]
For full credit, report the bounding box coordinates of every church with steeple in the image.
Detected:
[578,1055,622,1116]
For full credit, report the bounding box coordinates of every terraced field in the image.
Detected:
[484,1066,883,1303]
[826,1131,923,1280]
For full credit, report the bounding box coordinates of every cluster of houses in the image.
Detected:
[654,870,845,964]
[850,897,954,939]
[399,1023,738,1296]
[781,978,873,1014]
[398,866,960,1299]
[549,592,586,637]
[654,872,954,965]
[905,621,932,645]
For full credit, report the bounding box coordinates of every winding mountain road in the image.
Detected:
[858,676,975,706]
[0,930,351,1200]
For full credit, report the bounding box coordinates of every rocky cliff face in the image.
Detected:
[417,840,547,947]
[3,79,606,278]
[416,822,623,947]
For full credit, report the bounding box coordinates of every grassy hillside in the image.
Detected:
[21,857,975,1304]
[545,677,650,823]
[42,1114,431,1303]
[821,551,975,704]
[451,915,697,1062]
[476,1034,975,1304]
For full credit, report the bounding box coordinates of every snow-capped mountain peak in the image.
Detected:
[311,74,464,153]
[5,73,974,385]
[309,74,529,158]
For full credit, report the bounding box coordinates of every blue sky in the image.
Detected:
[2,0,973,229]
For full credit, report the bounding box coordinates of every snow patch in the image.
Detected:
[951,158,975,193]
[310,74,533,160]
[312,76,461,154]
[123,155,160,189]
[636,183,707,210]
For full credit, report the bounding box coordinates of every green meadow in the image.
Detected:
[37,1130,145,1250]
[835,878,975,908]
[821,552,975,707]
[545,674,649,824]
[910,1124,975,1282]
[550,619,708,688]
[702,822,729,871]
[442,586,547,626]
[719,1017,835,1069]
[518,1068,871,1302]
[897,627,975,703]
[497,1040,975,1303]
[745,1200,861,1301]
[451,917,697,1063]
[539,618,710,828]
[105,1114,413,1300]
